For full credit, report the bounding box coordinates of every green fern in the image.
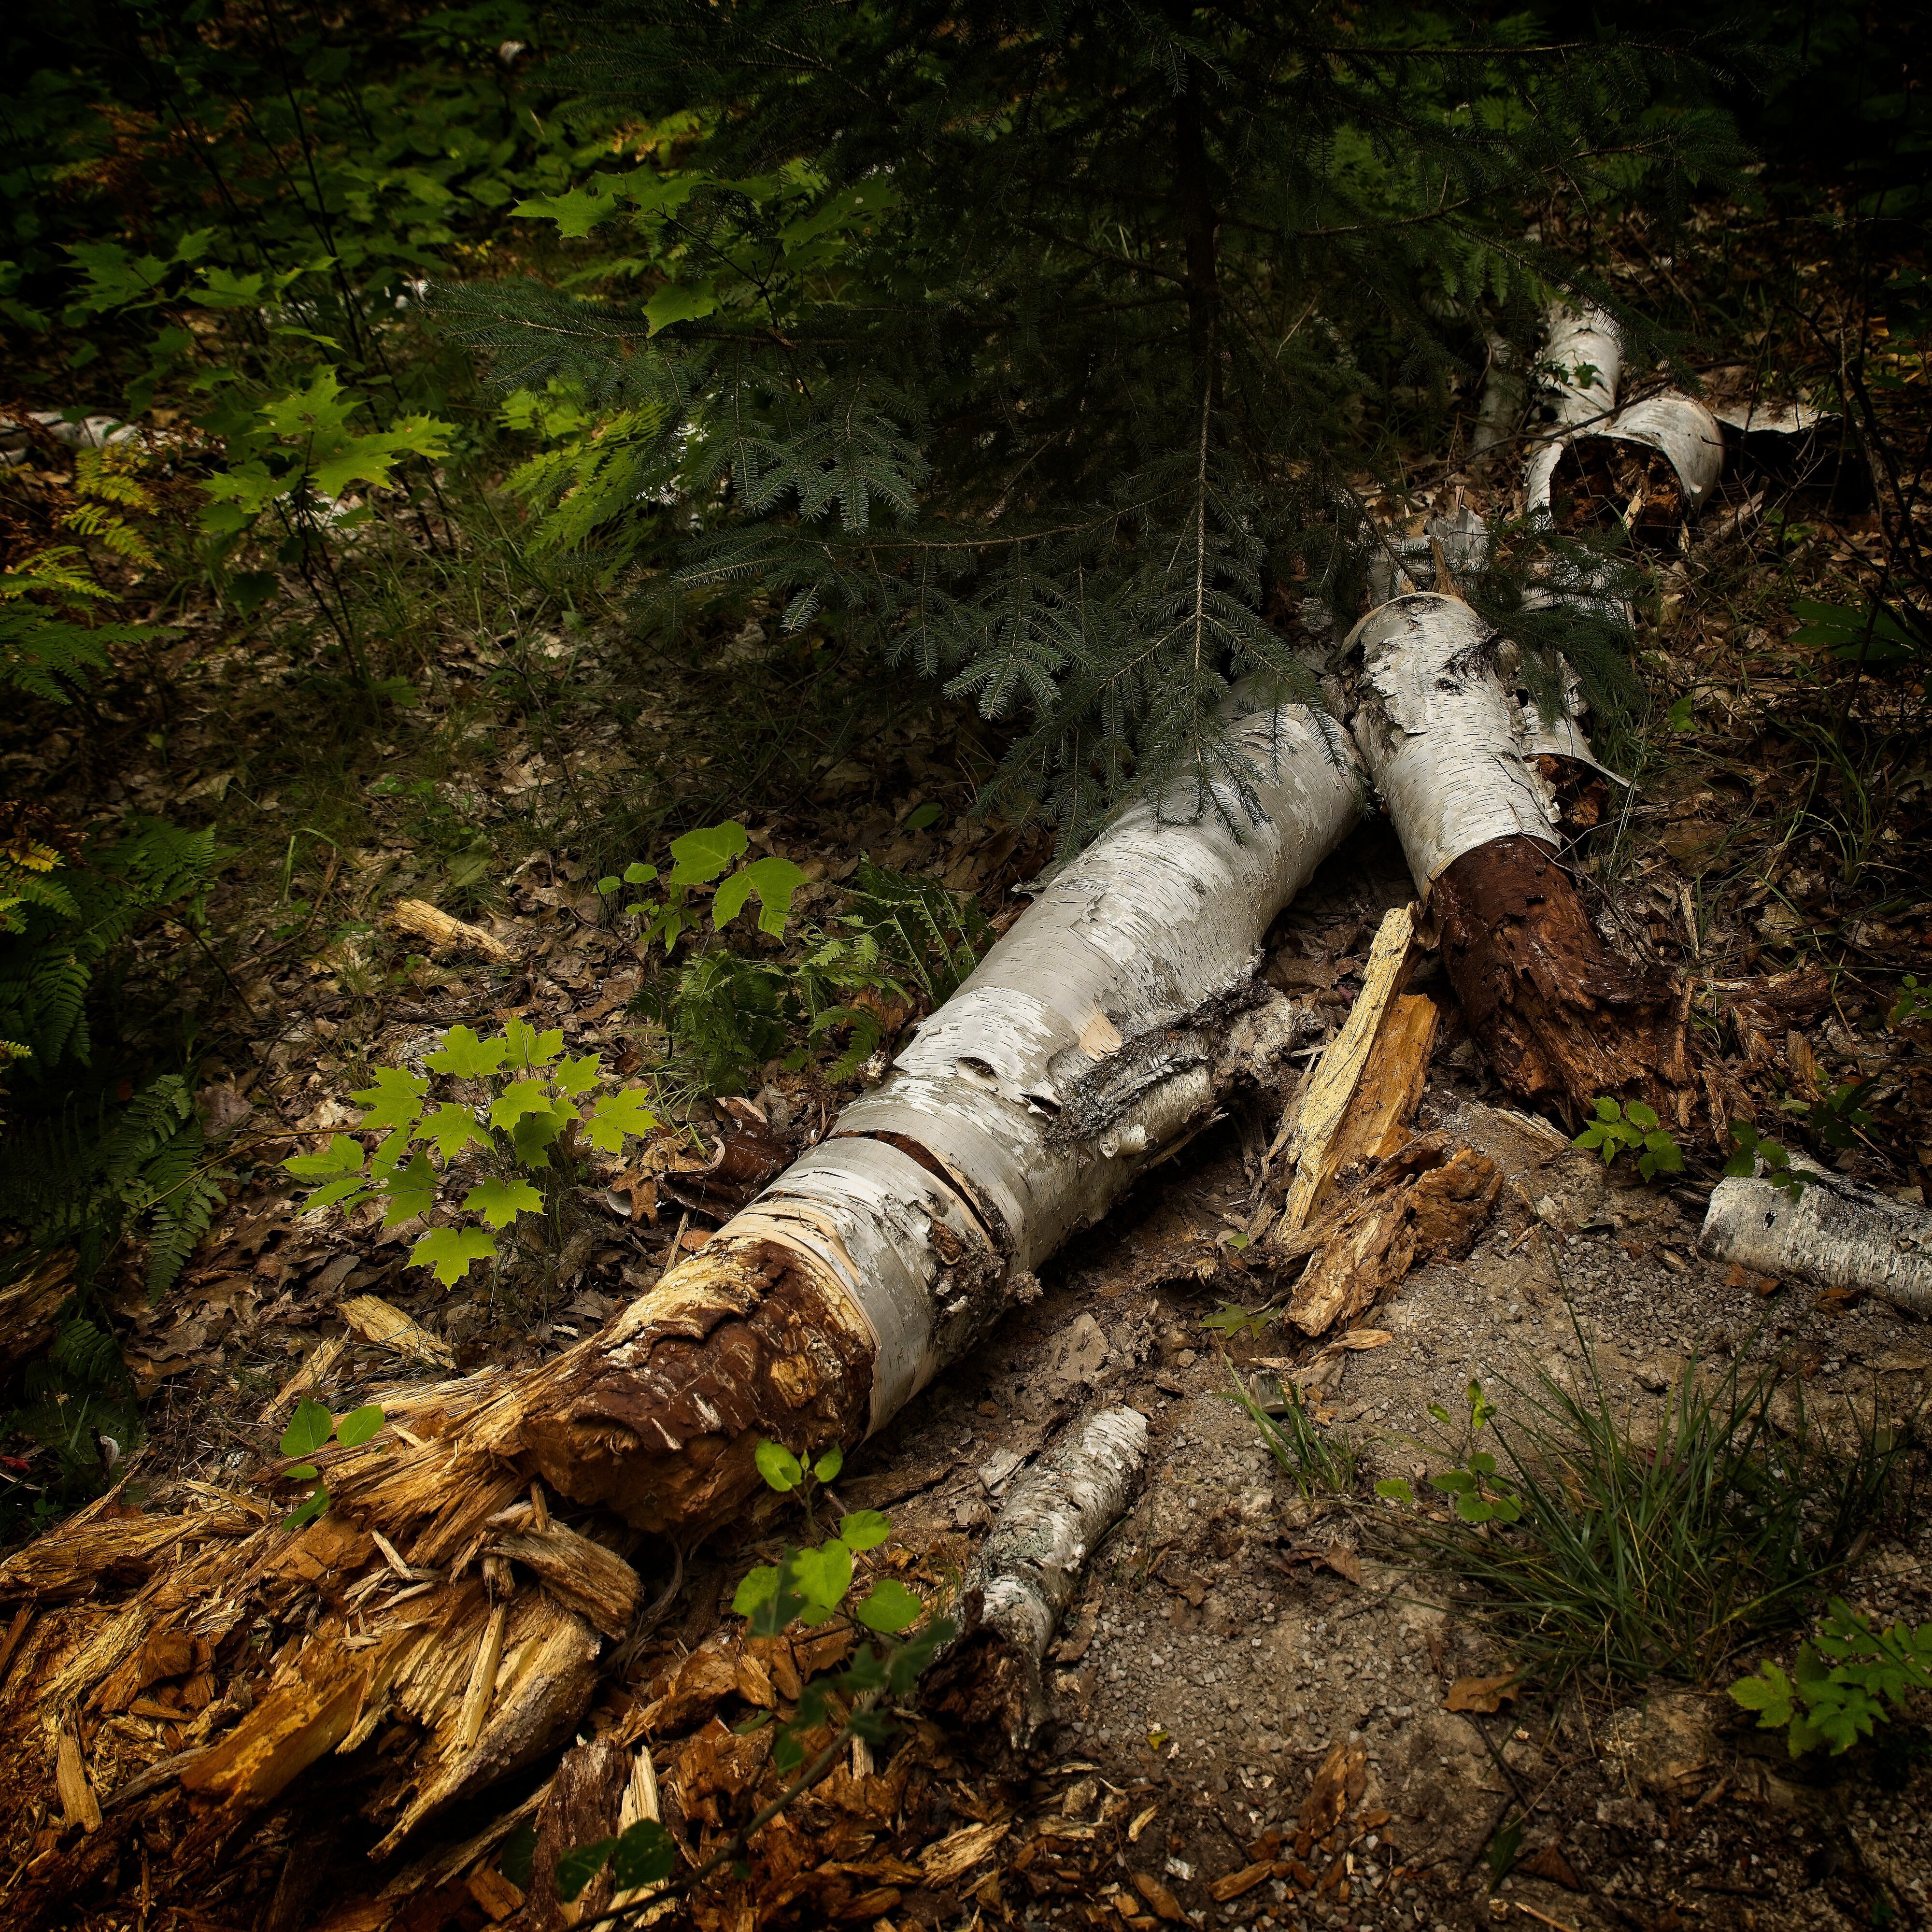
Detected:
[5,1315,142,1507]
[0,546,160,702]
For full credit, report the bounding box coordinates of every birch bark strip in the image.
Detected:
[1698,1168,1932,1314]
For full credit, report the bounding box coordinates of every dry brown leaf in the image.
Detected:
[921,1819,1009,1885]
[1445,1671,1520,1713]
[1520,1844,1586,1891]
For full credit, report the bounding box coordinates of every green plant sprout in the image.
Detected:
[1376,1381,1523,1525]
[1572,1096,1684,1181]
[282,1018,658,1289]
[277,1393,385,1529]
[597,820,808,952]
[1891,976,1932,1030]
[1724,1120,1817,1202]
[1732,1599,1932,1756]
[554,1433,954,1917]
[1780,1078,1877,1153]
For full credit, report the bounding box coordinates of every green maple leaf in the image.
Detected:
[375,1151,438,1226]
[584,1086,657,1152]
[410,1224,498,1286]
[511,1106,568,1168]
[838,1509,891,1551]
[416,1102,492,1161]
[465,1177,542,1230]
[285,1134,366,1179]
[512,179,625,239]
[553,1052,602,1099]
[425,1024,507,1078]
[713,854,809,938]
[351,1065,428,1131]
[645,281,719,334]
[490,1080,556,1130]
[502,1016,564,1070]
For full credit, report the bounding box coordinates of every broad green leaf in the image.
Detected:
[755,1438,803,1492]
[334,1404,385,1449]
[369,1126,412,1176]
[623,861,657,886]
[853,1579,923,1634]
[376,1151,438,1226]
[411,1224,498,1287]
[283,1485,331,1531]
[351,1065,428,1130]
[511,1106,568,1169]
[513,179,625,239]
[416,1102,492,1161]
[285,1134,366,1179]
[792,1539,852,1609]
[301,1175,373,1213]
[554,1053,602,1099]
[502,1016,564,1070]
[713,854,810,938]
[425,1024,506,1078]
[1375,1477,1415,1506]
[611,1819,677,1890]
[490,1079,557,1130]
[904,801,943,831]
[838,1509,891,1551]
[666,821,749,887]
[644,280,719,333]
[281,1395,335,1459]
[813,1442,844,1483]
[284,1462,319,1481]
[552,1838,616,1904]
[465,1177,542,1230]
[733,1564,781,1616]
[585,1087,657,1153]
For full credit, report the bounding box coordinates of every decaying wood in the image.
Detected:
[1431,834,1694,1127]
[1271,904,1418,1234]
[0,1250,71,1380]
[925,1405,1148,1753]
[1276,1133,1502,1335]
[386,898,513,962]
[341,1292,457,1368]
[1699,1162,1932,1315]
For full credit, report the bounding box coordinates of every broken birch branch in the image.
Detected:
[1698,1165,1932,1315]
[924,1405,1149,1752]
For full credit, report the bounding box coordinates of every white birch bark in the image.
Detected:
[1699,1165,1932,1315]
[728,702,1364,1432]
[938,1404,1150,1747]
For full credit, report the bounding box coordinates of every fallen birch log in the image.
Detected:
[923,1405,1149,1753]
[0,702,1362,1903]
[1698,1163,1932,1315]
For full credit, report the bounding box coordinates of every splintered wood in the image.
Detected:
[386,898,513,962]
[1272,904,1419,1235]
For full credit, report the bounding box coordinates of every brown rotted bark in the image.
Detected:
[1432,834,1694,1129]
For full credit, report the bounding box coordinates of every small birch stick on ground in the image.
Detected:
[924,1405,1150,1752]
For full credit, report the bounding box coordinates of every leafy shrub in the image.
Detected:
[274,1394,386,1530]
[284,1018,658,1289]
[1733,1600,1932,1755]
[1723,1120,1817,1202]
[1573,1096,1684,1181]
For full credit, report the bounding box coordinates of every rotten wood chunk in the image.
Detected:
[1276,1134,1502,1336]
[527,1734,630,1931]
[1431,834,1693,1129]
[0,1249,71,1381]
[486,1522,642,1639]
[386,897,512,962]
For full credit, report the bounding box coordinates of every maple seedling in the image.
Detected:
[283,1017,660,1290]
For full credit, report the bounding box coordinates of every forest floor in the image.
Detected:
[5,197,1931,1932]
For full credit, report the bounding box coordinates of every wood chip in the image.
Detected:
[1132,1871,1186,1921]
[55,1726,102,1832]
[388,898,513,962]
[341,1294,455,1368]
[259,1334,347,1423]
[465,1867,524,1921]
[921,1820,1009,1885]
[1211,1860,1275,1902]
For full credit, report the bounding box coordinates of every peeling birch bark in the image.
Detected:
[1699,1166,1932,1315]
[924,1405,1149,1752]
[1539,301,1622,429]
[1347,592,1693,1124]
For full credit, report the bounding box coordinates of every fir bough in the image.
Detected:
[442,0,1743,845]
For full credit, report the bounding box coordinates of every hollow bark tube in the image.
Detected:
[1699,1168,1932,1315]
[1529,393,1726,520]
[1347,593,1691,1125]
